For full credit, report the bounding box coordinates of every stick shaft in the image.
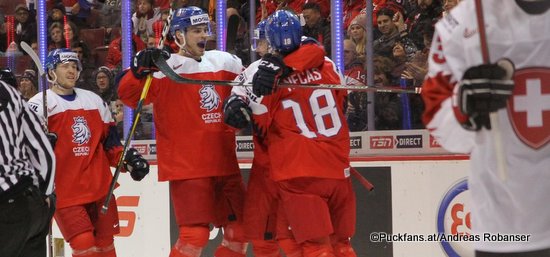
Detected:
[102,75,153,214]
[475,0,508,181]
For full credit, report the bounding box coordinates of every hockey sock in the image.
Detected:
[331,239,356,257]
[250,239,282,257]
[278,238,303,257]
[302,239,336,257]
[214,223,248,257]
[70,232,99,257]
[95,235,116,257]
[169,225,210,257]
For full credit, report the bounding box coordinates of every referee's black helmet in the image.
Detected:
[0,68,16,87]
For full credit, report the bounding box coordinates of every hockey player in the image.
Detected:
[28,49,150,257]
[0,68,56,257]
[422,0,550,256]
[251,10,357,257]
[118,6,248,257]
[223,18,306,257]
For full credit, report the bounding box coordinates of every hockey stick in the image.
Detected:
[475,0,508,181]
[21,42,48,129]
[151,53,422,94]
[20,41,54,257]
[351,168,374,191]
[101,8,175,214]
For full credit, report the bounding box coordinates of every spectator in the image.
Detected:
[92,66,117,103]
[401,21,433,86]
[304,0,330,18]
[406,0,442,50]
[13,4,37,49]
[132,0,162,44]
[71,40,94,90]
[390,41,417,85]
[343,39,369,131]
[99,0,122,29]
[347,14,367,61]
[255,0,305,23]
[373,65,402,130]
[0,12,6,52]
[64,20,80,47]
[17,69,39,101]
[105,26,146,73]
[343,0,366,30]
[302,2,331,56]
[49,22,65,50]
[373,8,417,59]
[47,2,66,27]
[60,0,94,29]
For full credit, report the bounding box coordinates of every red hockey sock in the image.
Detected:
[331,239,356,257]
[169,225,210,257]
[278,238,303,257]
[95,235,116,257]
[69,232,99,257]
[302,239,336,257]
[250,239,282,257]
[214,223,248,257]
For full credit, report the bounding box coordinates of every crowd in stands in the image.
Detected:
[0,0,461,138]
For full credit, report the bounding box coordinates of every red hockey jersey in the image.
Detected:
[118,50,243,181]
[28,89,122,208]
[256,52,350,181]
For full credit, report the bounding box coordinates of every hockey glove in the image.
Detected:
[457,59,515,131]
[46,132,57,149]
[131,48,170,79]
[124,148,150,181]
[223,94,252,129]
[252,54,292,96]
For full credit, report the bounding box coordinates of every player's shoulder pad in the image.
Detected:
[27,92,44,114]
[436,0,473,39]
[205,50,243,74]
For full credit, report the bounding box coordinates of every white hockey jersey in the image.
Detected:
[422,0,550,252]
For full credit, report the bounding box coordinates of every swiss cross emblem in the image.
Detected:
[507,68,550,149]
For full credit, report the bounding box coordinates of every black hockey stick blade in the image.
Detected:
[151,51,421,94]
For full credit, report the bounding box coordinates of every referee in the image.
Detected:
[0,68,56,257]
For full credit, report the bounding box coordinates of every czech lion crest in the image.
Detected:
[72,116,91,145]
[199,85,220,112]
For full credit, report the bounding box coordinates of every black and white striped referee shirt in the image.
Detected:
[0,80,55,196]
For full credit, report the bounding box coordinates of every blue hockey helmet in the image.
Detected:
[253,19,268,41]
[265,10,302,54]
[45,48,82,75]
[170,6,211,37]
[252,19,269,51]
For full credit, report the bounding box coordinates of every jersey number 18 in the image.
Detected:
[282,89,342,138]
